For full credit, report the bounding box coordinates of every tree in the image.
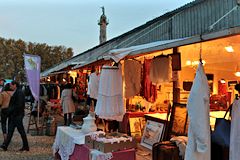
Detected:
[0,37,73,80]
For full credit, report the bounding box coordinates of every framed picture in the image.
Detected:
[129,117,146,137]
[129,118,142,137]
[140,120,165,150]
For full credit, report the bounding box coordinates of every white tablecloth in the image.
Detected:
[53,126,105,160]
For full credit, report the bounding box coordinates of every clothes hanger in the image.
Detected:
[199,35,205,64]
[199,41,203,64]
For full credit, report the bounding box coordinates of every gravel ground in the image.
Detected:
[0,109,57,160]
[0,108,151,160]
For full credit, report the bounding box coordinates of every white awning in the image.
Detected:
[41,61,84,77]
[106,26,240,63]
[106,37,201,62]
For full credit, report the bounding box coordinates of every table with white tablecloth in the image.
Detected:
[53,126,136,160]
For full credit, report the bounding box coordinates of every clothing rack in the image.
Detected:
[102,65,119,70]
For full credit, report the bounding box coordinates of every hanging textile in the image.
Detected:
[124,60,142,98]
[141,59,157,102]
[150,56,172,84]
[230,98,240,160]
[95,65,125,121]
[185,62,210,160]
[87,72,100,100]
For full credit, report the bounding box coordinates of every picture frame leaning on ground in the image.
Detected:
[141,120,165,150]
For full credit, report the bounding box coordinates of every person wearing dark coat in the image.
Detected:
[0,81,29,151]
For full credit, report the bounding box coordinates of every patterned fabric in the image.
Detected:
[53,127,82,160]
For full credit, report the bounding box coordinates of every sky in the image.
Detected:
[0,0,194,55]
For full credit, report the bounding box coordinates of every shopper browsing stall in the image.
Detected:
[61,83,77,126]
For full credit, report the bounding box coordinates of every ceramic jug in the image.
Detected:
[81,113,97,134]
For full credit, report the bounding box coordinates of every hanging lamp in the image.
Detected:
[235,64,240,77]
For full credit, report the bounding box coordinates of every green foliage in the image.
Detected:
[0,37,73,81]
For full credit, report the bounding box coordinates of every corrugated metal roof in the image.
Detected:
[41,0,240,77]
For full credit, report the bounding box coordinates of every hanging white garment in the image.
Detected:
[124,60,142,98]
[185,62,210,160]
[87,72,100,99]
[229,98,240,160]
[150,56,172,85]
[95,65,125,121]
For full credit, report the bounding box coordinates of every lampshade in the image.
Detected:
[224,46,234,53]
[235,64,240,77]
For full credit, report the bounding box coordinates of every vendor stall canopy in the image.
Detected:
[105,34,240,80]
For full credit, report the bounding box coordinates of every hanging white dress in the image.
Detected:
[87,72,100,99]
[230,98,240,160]
[185,62,211,160]
[95,65,125,121]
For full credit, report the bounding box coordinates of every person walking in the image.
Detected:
[0,81,29,151]
[61,83,76,126]
[0,83,13,141]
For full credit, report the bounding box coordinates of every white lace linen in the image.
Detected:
[91,150,113,160]
[95,136,133,144]
[52,126,105,160]
[230,99,240,160]
[185,62,210,160]
[170,136,188,159]
[95,65,125,121]
[150,56,172,85]
[124,60,142,98]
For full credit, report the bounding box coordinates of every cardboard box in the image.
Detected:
[85,132,105,149]
[85,135,94,149]
[94,133,137,153]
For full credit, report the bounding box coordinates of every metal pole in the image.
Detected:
[37,98,40,127]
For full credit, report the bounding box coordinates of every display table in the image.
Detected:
[53,126,136,160]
